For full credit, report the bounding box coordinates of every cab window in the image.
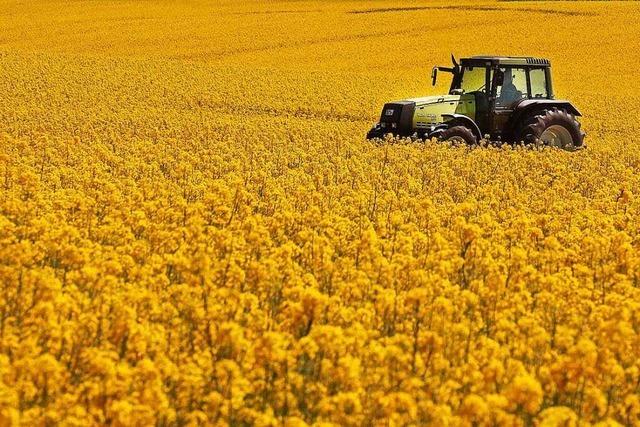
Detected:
[495,67,527,108]
[459,66,487,94]
[529,68,548,98]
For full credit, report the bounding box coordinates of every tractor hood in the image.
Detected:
[370,93,475,137]
[406,93,475,130]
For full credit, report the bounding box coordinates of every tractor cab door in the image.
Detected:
[455,64,492,134]
[489,66,528,139]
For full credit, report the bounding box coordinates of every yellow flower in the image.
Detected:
[505,373,543,414]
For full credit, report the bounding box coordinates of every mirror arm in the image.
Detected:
[432,66,456,86]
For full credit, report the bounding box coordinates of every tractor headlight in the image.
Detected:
[380,123,386,128]
[391,123,397,129]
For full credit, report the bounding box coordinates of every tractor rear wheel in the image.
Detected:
[440,126,477,145]
[518,108,585,150]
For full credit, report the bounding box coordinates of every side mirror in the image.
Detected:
[431,67,438,86]
[495,70,504,86]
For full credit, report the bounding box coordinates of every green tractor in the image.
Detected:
[367,55,585,149]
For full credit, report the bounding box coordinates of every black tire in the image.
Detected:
[518,108,585,150]
[440,126,477,145]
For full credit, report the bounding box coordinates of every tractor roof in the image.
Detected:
[462,56,551,67]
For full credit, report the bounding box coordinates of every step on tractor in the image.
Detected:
[366,55,585,149]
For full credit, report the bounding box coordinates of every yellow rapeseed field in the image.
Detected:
[2,0,640,425]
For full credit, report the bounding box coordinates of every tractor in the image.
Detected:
[366,56,585,149]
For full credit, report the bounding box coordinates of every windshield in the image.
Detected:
[458,66,487,93]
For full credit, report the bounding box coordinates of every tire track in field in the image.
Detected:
[177,19,510,60]
[348,5,596,17]
[230,9,322,15]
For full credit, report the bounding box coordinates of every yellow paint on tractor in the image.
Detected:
[409,94,476,130]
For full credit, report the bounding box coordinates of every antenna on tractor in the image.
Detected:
[451,54,460,74]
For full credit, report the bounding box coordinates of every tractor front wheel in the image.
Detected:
[440,126,477,146]
[518,108,585,150]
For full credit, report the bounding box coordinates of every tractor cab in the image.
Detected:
[440,56,554,138]
[368,55,584,149]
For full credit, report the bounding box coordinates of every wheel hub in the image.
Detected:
[540,125,573,148]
